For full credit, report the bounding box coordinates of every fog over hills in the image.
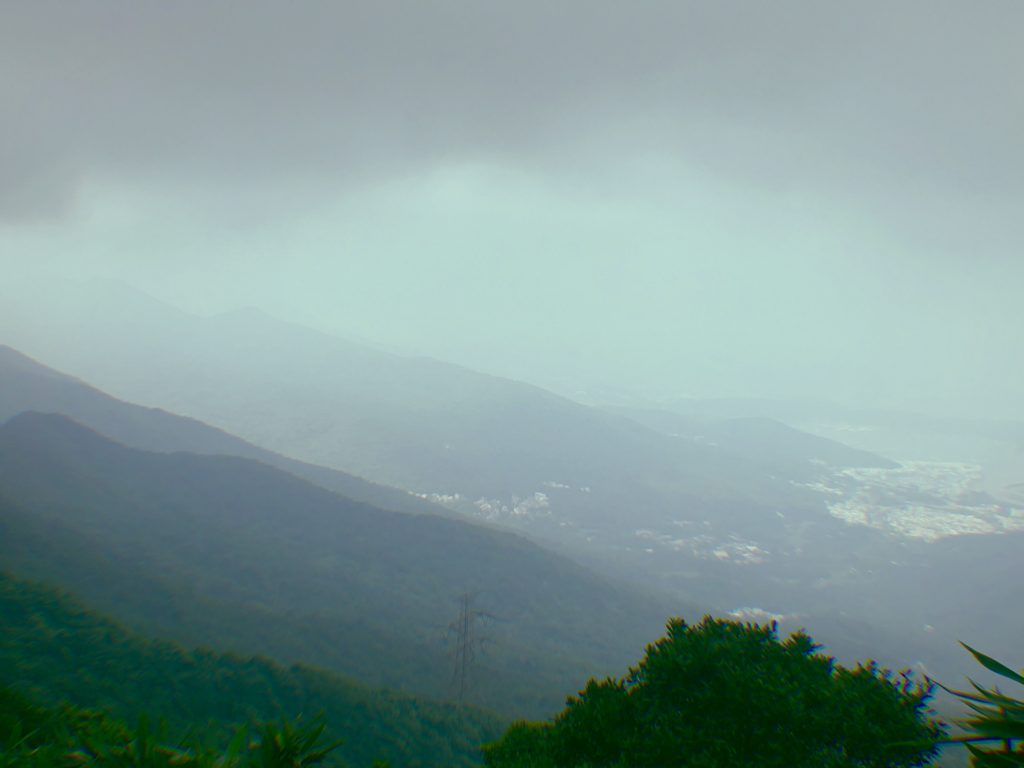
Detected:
[0,282,819,537]
[4,3,1023,426]
[3,5,1023,765]
[3,285,1023,698]
[0,343,456,519]
[0,409,677,716]
[0,283,898,570]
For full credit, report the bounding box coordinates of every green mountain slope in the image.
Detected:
[0,412,675,717]
[0,571,502,767]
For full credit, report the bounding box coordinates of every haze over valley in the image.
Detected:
[2,288,1022,709]
[2,3,1022,767]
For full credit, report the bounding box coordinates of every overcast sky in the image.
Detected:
[2,1,1022,419]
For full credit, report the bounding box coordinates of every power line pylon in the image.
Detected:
[447,591,493,705]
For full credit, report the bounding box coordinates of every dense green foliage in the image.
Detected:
[941,645,1024,765]
[0,684,349,767]
[0,573,502,767]
[484,617,943,768]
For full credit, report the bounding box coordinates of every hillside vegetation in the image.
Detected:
[484,617,944,768]
[0,411,673,716]
[0,572,501,767]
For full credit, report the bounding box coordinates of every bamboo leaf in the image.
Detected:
[964,744,1024,767]
[960,716,1024,740]
[962,643,1024,687]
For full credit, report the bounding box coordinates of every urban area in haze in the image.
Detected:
[1,3,1022,767]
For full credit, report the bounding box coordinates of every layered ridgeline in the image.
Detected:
[0,344,452,519]
[4,286,1021,705]
[0,411,675,717]
[0,572,502,767]
[0,280,893,576]
[603,405,896,481]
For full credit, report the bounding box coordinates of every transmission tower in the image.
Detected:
[447,591,493,705]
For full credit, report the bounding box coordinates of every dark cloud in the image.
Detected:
[2,3,1021,419]
[2,0,1022,221]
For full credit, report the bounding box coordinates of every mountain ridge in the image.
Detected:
[0,410,678,716]
[0,343,459,519]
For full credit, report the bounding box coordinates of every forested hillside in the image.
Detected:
[3,3,1019,766]
[0,411,676,716]
[0,572,502,767]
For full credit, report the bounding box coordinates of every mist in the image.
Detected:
[3,1,1022,418]
[4,7,1024,765]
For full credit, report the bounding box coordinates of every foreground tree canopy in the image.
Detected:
[0,685,348,768]
[484,617,943,768]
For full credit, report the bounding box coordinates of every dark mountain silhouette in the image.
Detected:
[0,411,677,716]
[4,288,1016,730]
[0,344,453,518]
[0,284,887,567]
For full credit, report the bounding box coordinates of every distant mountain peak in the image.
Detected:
[0,410,124,451]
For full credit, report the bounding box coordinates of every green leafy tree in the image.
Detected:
[484,616,943,768]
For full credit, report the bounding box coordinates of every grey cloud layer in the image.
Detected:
[3,1,1022,219]
[2,2,1021,419]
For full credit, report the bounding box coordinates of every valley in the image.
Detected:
[1,290,1021,707]
[3,7,1020,764]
